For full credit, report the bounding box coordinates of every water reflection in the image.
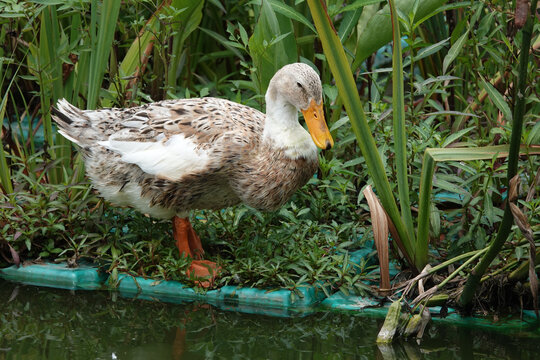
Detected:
[1,280,539,359]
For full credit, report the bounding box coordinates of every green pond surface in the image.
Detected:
[1,280,539,359]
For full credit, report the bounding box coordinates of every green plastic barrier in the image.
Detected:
[117,273,325,315]
[0,262,107,290]
[1,247,538,330]
[116,274,199,304]
[210,284,325,310]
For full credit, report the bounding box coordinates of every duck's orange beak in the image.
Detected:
[301,99,334,150]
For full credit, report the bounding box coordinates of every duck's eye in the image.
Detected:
[296,82,303,89]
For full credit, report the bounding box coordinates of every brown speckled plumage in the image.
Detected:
[51,63,324,220]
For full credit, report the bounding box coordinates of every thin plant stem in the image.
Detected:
[430,246,489,275]
[439,249,485,289]
[397,246,490,294]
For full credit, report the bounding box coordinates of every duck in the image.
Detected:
[51,63,334,287]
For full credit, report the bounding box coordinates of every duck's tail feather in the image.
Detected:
[51,99,98,148]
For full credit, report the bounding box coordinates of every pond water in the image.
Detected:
[1,280,539,359]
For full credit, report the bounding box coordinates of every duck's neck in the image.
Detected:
[262,88,316,160]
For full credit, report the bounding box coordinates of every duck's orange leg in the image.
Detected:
[172,216,220,288]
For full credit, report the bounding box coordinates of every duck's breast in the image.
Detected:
[231,146,318,211]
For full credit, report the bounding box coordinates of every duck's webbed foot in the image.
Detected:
[172,216,220,288]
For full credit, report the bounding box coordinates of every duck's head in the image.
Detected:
[266,63,334,150]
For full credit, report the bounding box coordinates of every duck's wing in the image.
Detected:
[96,98,265,181]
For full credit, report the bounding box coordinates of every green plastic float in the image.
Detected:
[0,261,107,290]
[1,248,539,333]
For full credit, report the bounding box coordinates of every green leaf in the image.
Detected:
[249,0,297,93]
[353,0,451,69]
[412,37,449,62]
[433,177,469,195]
[269,32,293,46]
[413,1,470,29]
[268,0,317,34]
[30,0,66,4]
[238,22,249,47]
[442,29,469,74]
[515,246,525,261]
[200,28,245,59]
[441,126,475,148]
[480,79,513,122]
[526,120,540,145]
[340,0,385,13]
[233,208,249,227]
[429,203,441,239]
[338,6,363,42]
[329,116,350,131]
[427,145,540,162]
[425,110,478,117]
[343,158,363,168]
[297,208,311,217]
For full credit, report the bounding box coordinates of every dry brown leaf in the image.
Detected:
[363,185,390,293]
[412,286,438,306]
[515,0,530,28]
[508,174,520,202]
[8,244,20,267]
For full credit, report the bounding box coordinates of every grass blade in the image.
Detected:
[428,144,540,161]
[388,0,416,255]
[87,0,121,109]
[38,5,67,183]
[0,79,16,194]
[416,150,436,264]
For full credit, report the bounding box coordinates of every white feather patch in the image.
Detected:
[122,120,145,128]
[86,111,103,121]
[98,134,210,181]
[95,182,178,219]
[58,130,81,146]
